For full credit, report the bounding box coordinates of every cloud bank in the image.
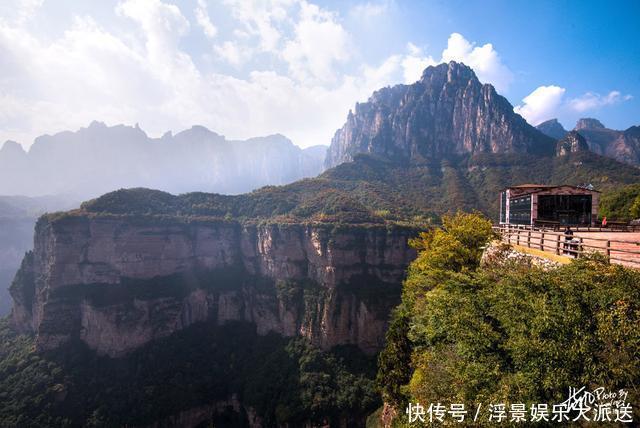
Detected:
[0,0,561,148]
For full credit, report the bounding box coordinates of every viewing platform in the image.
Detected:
[494,225,640,268]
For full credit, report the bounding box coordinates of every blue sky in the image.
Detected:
[0,0,638,148]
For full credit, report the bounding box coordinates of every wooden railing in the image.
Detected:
[530,222,640,232]
[493,225,640,267]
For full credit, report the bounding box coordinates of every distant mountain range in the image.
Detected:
[536,118,640,166]
[67,59,640,225]
[0,123,327,199]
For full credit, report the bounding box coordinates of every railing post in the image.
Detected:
[527,231,531,248]
[540,232,545,251]
[578,237,583,258]
[517,230,520,246]
[556,234,561,255]
[606,240,611,261]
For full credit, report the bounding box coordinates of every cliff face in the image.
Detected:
[11,215,415,357]
[556,131,589,156]
[325,61,555,168]
[573,119,640,166]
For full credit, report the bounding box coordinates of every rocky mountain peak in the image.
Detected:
[174,125,224,143]
[556,131,589,156]
[87,120,108,130]
[575,118,605,130]
[419,61,478,85]
[536,118,568,140]
[624,125,640,137]
[325,61,554,168]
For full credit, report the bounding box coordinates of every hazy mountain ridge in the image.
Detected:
[0,122,327,199]
[325,61,556,168]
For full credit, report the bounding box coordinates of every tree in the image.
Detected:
[630,195,640,219]
[377,211,640,425]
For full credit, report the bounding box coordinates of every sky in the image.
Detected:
[1,0,638,149]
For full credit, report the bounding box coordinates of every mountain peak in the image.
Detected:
[174,125,224,142]
[575,118,605,130]
[87,120,107,129]
[0,140,26,155]
[419,61,478,86]
[325,63,554,168]
[536,118,568,140]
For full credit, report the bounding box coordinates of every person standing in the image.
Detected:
[564,226,574,256]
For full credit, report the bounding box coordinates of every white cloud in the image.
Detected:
[349,1,390,20]
[400,42,436,83]
[0,5,516,151]
[0,0,43,25]
[395,34,513,89]
[5,0,628,154]
[514,85,566,125]
[0,0,404,149]
[441,33,513,93]
[214,40,250,66]
[282,2,351,83]
[222,0,293,53]
[568,90,633,112]
[514,86,633,125]
[195,0,218,39]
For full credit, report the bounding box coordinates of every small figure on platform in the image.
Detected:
[564,226,574,256]
[602,216,607,228]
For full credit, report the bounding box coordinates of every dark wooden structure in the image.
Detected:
[499,184,600,227]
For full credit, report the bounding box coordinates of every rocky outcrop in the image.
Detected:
[556,131,589,156]
[481,241,561,270]
[10,214,416,357]
[536,118,568,140]
[575,118,606,131]
[325,61,555,168]
[573,119,640,166]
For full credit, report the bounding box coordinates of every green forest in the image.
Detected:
[0,319,379,427]
[377,212,640,426]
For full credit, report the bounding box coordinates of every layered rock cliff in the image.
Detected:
[325,61,555,168]
[11,213,415,357]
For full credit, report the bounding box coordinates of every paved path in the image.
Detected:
[573,231,640,268]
